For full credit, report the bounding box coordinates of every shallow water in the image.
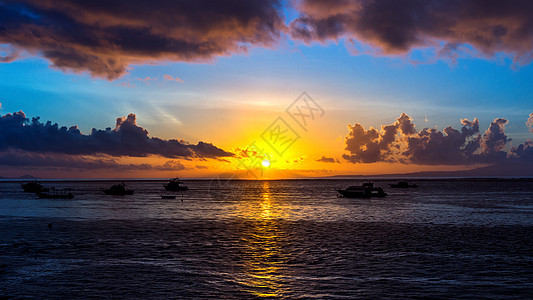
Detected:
[1,179,532,298]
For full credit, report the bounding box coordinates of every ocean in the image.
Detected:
[1,179,532,298]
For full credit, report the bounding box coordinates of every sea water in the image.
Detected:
[1,179,532,298]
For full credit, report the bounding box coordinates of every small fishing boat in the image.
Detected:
[161,195,177,199]
[163,177,188,191]
[102,182,134,195]
[22,181,49,193]
[389,180,418,188]
[37,188,74,199]
[336,182,387,198]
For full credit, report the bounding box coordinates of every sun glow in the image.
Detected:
[261,159,270,167]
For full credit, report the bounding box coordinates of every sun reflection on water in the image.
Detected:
[239,181,290,297]
[260,186,272,220]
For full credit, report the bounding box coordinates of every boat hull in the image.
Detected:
[164,185,188,191]
[22,183,49,193]
[389,181,418,188]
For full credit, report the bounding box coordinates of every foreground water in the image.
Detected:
[1,179,532,298]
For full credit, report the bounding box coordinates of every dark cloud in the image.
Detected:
[0,111,233,158]
[0,0,284,79]
[3,0,532,77]
[479,118,510,161]
[344,113,532,165]
[0,150,152,170]
[510,141,533,161]
[316,156,339,163]
[0,150,197,172]
[402,119,484,165]
[291,0,533,63]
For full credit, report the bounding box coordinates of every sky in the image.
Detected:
[0,0,532,179]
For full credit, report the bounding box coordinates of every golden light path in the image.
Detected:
[238,181,290,297]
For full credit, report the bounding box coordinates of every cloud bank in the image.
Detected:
[291,0,533,63]
[0,111,233,158]
[343,113,533,165]
[3,0,533,79]
[0,149,189,171]
[0,0,284,79]
[0,150,151,170]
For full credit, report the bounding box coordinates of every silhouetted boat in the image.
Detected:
[102,182,134,195]
[21,181,49,193]
[336,182,387,198]
[161,195,176,199]
[164,177,188,191]
[389,180,418,188]
[37,188,74,199]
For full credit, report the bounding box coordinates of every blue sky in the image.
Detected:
[2,42,532,139]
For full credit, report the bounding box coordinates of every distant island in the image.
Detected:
[332,163,533,178]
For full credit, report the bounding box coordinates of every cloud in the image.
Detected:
[0,44,20,62]
[154,160,186,171]
[163,74,183,83]
[0,0,285,79]
[316,156,339,163]
[0,150,152,170]
[402,119,484,165]
[343,113,415,163]
[510,141,533,162]
[233,146,268,160]
[344,113,532,165]
[527,113,533,133]
[136,76,156,82]
[0,150,202,172]
[291,0,533,64]
[480,118,510,158]
[0,111,233,158]
[3,0,532,78]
